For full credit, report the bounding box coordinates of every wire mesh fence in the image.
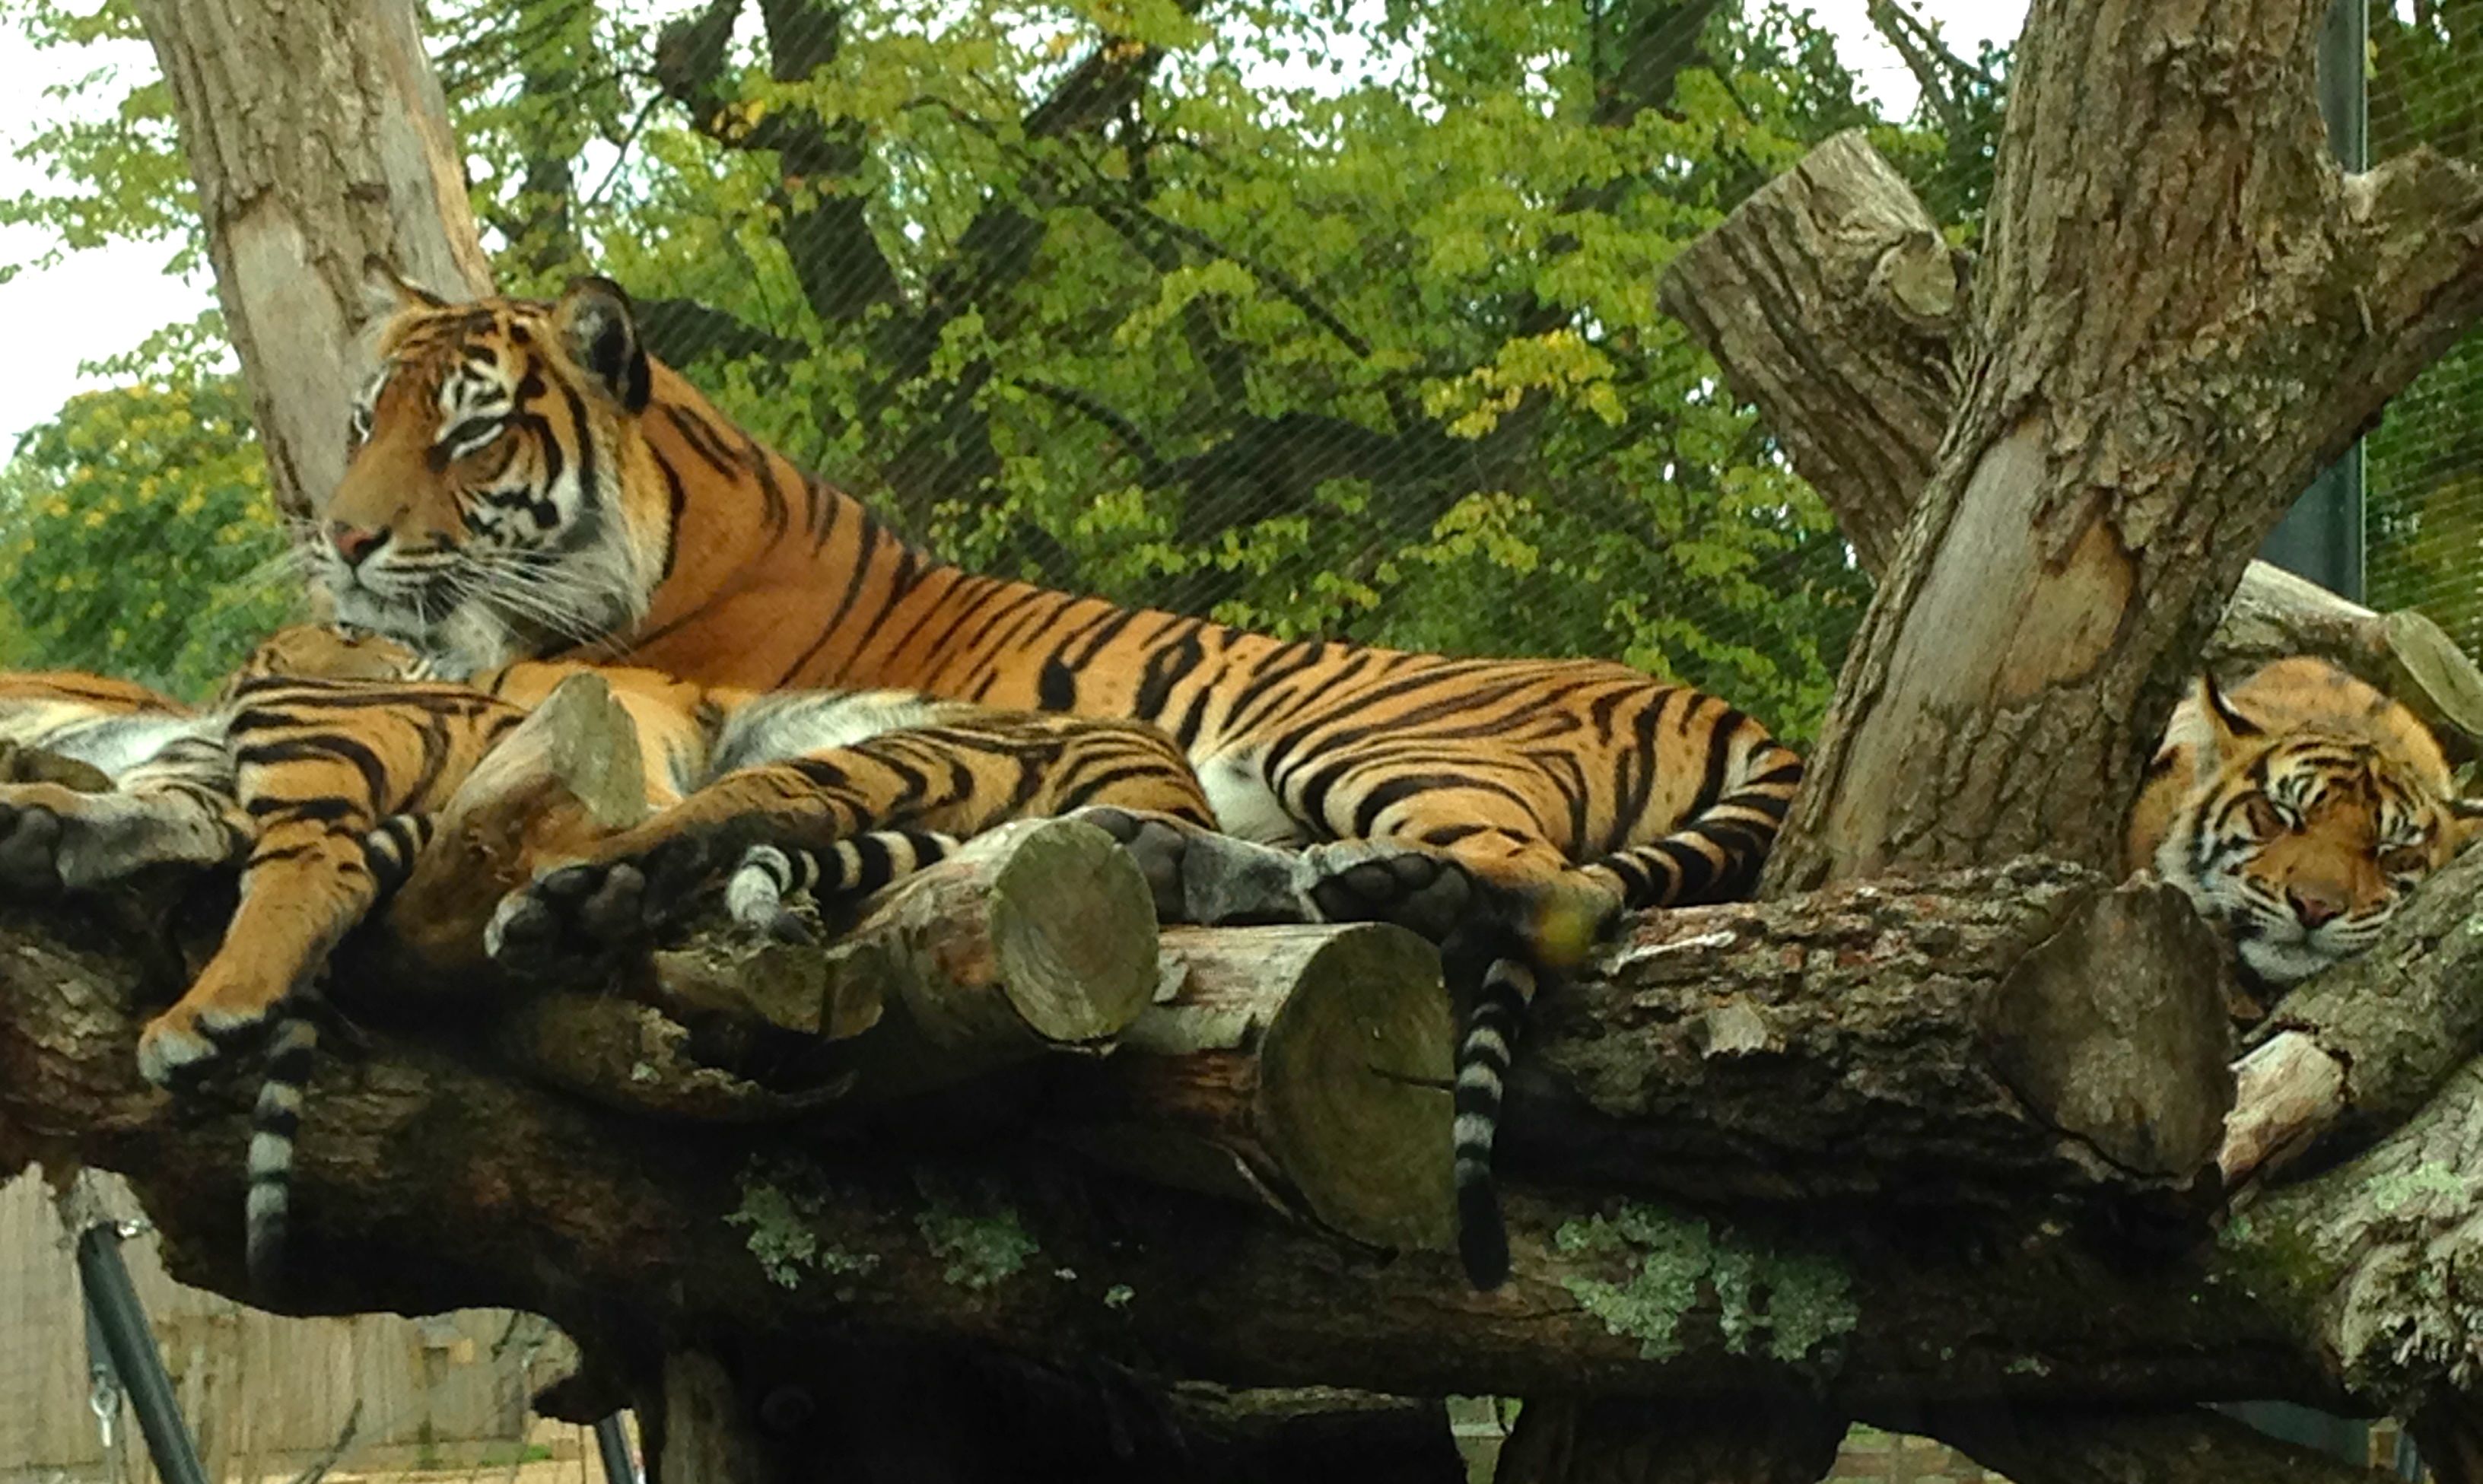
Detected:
[0,0,2477,1479]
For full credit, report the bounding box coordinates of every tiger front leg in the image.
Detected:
[136,831,380,1086]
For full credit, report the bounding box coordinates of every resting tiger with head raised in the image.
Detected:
[2127,656,2480,996]
[0,624,1221,1291]
[319,265,1806,1287]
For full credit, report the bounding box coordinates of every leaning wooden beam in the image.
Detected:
[1657,127,2483,762]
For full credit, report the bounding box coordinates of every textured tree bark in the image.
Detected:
[1732,0,2483,890]
[0,882,2333,1410]
[132,0,491,521]
[1656,128,2483,761]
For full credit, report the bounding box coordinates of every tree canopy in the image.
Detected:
[0,0,2021,725]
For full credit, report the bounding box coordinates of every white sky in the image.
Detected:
[0,1,2030,451]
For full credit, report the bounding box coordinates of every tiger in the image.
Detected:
[2127,656,2481,999]
[0,625,1221,1291]
[308,265,1807,1287]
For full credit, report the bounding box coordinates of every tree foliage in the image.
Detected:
[0,0,2014,739]
[0,316,297,696]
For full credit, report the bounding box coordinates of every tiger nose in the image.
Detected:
[329,523,386,567]
[2287,886,2344,929]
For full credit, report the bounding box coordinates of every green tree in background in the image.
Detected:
[2364,0,2483,656]
[2,0,2010,738]
[0,315,297,696]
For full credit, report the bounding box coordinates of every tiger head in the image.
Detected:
[2129,656,2481,990]
[316,263,671,678]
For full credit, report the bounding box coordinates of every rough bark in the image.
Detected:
[1730,0,2483,890]
[1656,127,2483,761]
[135,0,493,523]
[1502,861,2234,1210]
[0,872,2336,1410]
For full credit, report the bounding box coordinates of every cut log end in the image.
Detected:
[1254,923,1455,1251]
[1980,879,2235,1182]
[1076,923,1456,1253]
[977,818,1161,1044]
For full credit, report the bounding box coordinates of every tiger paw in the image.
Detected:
[0,791,71,893]
[1294,839,1474,941]
[136,987,278,1088]
[484,860,654,977]
[1071,807,1315,926]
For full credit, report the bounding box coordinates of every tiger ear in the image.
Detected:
[2179,670,2260,790]
[553,275,653,414]
[361,256,446,319]
[2197,671,2262,747]
[2450,796,2483,853]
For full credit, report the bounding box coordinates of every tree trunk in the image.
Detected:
[1655,128,2483,762]
[1741,0,2483,890]
[132,0,492,521]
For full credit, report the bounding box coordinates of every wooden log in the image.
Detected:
[1657,127,2483,762]
[377,672,657,983]
[1503,860,2235,1212]
[1055,922,1454,1252]
[1494,1396,1847,1484]
[497,818,1163,1115]
[0,869,2358,1411]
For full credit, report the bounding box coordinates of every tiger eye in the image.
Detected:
[2379,845,2430,876]
[2241,794,2285,837]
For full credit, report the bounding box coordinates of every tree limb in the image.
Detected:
[1658,126,2483,761]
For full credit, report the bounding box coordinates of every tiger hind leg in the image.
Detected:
[0,777,246,894]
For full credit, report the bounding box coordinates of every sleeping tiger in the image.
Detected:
[0,625,1220,1289]
[313,266,1807,1286]
[2127,656,2481,997]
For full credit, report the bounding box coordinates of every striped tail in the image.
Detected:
[1449,942,1537,1290]
[246,1012,319,1297]
[724,829,959,940]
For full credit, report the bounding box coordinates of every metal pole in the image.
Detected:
[2259,0,2370,600]
[595,1412,642,1483]
[74,1222,211,1484]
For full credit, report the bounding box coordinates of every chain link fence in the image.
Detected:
[0,1,2477,1478]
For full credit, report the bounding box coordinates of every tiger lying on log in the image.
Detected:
[0,624,1263,1290]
